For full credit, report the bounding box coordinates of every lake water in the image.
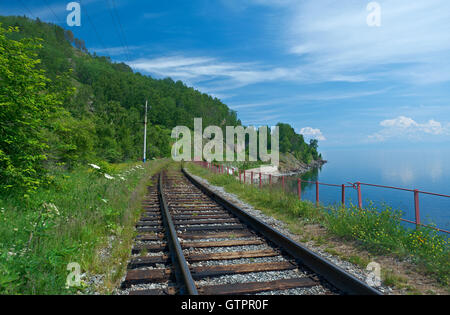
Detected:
[285,148,450,232]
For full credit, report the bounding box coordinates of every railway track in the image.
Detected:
[120,168,381,295]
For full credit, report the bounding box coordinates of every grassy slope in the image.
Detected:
[0,159,169,294]
[186,163,449,291]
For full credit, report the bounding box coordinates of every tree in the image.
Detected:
[0,16,323,180]
[64,30,74,44]
[0,25,66,193]
[309,139,319,160]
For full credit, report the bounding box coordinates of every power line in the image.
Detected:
[79,0,110,56]
[105,0,130,62]
[42,0,61,24]
[17,0,36,19]
[106,0,129,61]
[111,0,131,60]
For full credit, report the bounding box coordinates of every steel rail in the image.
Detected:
[183,168,382,296]
[158,173,198,295]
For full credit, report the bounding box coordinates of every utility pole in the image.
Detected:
[143,100,148,163]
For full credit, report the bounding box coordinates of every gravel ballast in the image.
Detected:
[187,170,390,294]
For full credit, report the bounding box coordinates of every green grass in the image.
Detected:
[325,203,449,285]
[186,163,450,287]
[0,159,169,294]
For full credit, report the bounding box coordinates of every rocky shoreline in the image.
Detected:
[244,153,327,177]
[278,152,327,175]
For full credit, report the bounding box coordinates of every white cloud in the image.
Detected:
[128,56,298,87]
[207,0,450,86]
[300,127,326,141]
[285,0,450,84]
[369,116,449,142]
[91,45,143,56]
[229,88,388,111]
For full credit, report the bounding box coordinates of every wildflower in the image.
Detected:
[104,174,114,180]
[45,203,60,216]
[89,164,101,170]
[101,199,108,204]
[13,228,18,232]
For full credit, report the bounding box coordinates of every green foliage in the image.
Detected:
[0,160,167,294]
[324,203,450,285]
[187,163,450,286]
[277,123,321,164]
[43,112,96,169]
[0,24,67,194]
[0,16,322,196]
[324,203,407,253]
[0,16,241,194]
[147,125,172,159]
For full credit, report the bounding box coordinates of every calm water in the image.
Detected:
[285,148,450,232]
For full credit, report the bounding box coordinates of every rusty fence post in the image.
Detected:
[269,174,272,188]
[298,179,302,200]
[414,190,421,229]
[316,181,319,206]
[259,173,262,189]
[357,182,362,209]
[341,184,346,207]
[251,172,254,186]
[243,170,246,184]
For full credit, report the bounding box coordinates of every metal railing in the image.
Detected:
[194,161,450,234]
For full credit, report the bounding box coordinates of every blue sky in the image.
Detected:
[2,0,450,150]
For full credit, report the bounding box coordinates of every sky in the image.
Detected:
[1,0,450,150]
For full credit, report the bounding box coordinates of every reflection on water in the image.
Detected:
[284,167,320,194]
[284,148,450,231]
[381,166,415,186]
[429,161,444,183]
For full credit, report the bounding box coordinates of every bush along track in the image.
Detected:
[0,159,169,295]
[186,163,450,294]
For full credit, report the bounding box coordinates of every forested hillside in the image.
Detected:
[0,16,321,195]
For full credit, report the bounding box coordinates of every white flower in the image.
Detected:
[45,203,60,216]
[101,199,108,204]
[104,174,114,180]
[89,164,101,170]
[42,203,60,216]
